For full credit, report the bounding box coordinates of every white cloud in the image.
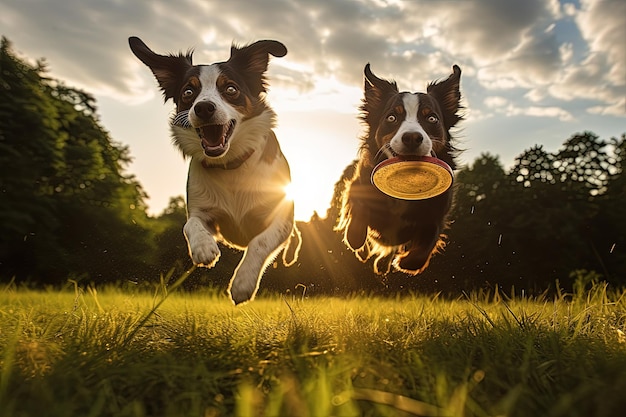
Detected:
[549,52,623,109]
[577,0,626,86]
[588,98,626,117]
[543,0,626,116]
[483,96,573,121]
[425,0,556,64]
[511,105,574,121]
[562,2,578,17]
[559,43,574,64]
[525,89,547,103]
[484,96,510,108]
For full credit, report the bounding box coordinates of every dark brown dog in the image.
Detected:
[337,64,462,275]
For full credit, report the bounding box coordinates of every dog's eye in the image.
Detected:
[225,85,238,95]
[182,88,194,99]
[386,114,397,123]
[427,114,439,124]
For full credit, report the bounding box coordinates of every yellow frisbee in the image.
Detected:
[371,156,453,200]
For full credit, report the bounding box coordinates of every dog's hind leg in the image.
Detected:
[281,223,302,267]
[228,203,295,305]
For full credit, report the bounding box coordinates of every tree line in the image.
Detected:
[1,37,624,295]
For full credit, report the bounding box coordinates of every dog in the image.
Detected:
[129,36,300,304]
[337,64,462,275]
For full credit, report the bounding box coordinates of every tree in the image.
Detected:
[441,153,516,289]
[441,132,624,292]
[0,37,152,283]
[593,134,626,282]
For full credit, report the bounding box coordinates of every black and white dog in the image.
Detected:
[337,64,462,275]
[129,37,300,304]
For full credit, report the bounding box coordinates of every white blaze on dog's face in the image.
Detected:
[176,65,250,158]
[375,92,447,158]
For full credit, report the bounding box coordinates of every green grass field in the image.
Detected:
[1,273,625,417]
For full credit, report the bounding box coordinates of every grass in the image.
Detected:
[1,273,625,417]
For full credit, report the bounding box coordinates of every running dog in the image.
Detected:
[129,36,300,304]
[337,64,462,275]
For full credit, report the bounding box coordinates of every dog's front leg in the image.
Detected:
[344,183,370,252]
[394,224,442,275]
[183,216,221,267]
[228,207,294,305]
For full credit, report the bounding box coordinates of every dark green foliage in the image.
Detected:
[442,132,625,292]
[0,37,152,283]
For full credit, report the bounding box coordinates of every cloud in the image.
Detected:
[588,98,626,117]
[484,96,573,121]
[567,0,626,116]
[484,96,509,109]
[577,0,626,86]
[1,0,622,120]
[425,0,558,63]
[549,52,624,116]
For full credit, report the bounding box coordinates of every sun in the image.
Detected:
[283,179,318,221]
[283,182,296,202]
[282,173,337,222]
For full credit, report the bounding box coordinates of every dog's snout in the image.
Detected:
[401,132,424,149]
[194,101,216,120]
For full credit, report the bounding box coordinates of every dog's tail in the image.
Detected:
[282,223,302,267]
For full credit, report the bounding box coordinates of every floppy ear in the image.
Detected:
[227,40,287,96]
[427,65,462,128]
[128,36,193,102]
[362,64,398,115]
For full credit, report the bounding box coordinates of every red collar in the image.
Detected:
[201,148,255,170]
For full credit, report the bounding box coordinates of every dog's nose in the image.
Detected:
[401,132,423,149]
[194,101,216,120]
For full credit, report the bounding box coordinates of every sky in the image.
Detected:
[1,0,624,221]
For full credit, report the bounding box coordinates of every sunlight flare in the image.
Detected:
[283,182,295,202]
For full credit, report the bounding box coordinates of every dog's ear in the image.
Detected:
[227,40,287,96]
[427,65,462,128]
[128,36,193,102]
[363,64,398,111]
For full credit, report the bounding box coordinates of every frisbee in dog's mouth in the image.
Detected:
[371,156,453,200]
[196,120,236,157]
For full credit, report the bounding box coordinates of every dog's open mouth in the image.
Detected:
[196,120,236,157]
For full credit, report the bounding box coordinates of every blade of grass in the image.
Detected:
[120,266,196,348]
[350,388,446,416]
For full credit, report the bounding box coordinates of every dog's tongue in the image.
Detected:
[198,124,226,148]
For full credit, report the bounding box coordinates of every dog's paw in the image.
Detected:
[184,217,221,267]
[395,250,430,275]
[188,235,221,267]
[190,239,220,267]
[346,220,367,251]
[228,256,264,305]
[228,275,258,305]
